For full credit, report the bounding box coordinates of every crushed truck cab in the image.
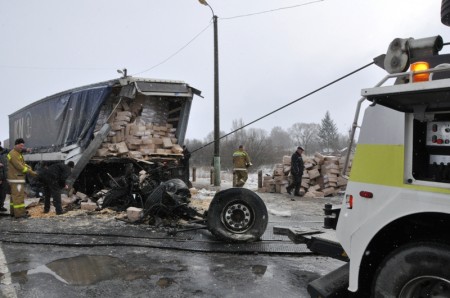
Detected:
[276,35,450,297]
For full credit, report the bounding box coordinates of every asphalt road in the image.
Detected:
[0,185,345,298]
[0,242,343,298]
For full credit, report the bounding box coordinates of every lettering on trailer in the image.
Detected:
[13,112,32,140]
[25,112,32,138]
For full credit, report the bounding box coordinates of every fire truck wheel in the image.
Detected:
[206,188,268,243]
[372,242,450,298]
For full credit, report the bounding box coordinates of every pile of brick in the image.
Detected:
[94,97,183,160]
[261,153,351,197]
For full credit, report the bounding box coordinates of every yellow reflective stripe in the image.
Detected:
[22,167,28,173]
[350,144,404,187]
[7,153,11,160]
[13,204,25,209]
[350,143,450,194]
[7,179,26,183]
[233,151,247,157]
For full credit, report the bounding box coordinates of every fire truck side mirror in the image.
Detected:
[408,36,443,60]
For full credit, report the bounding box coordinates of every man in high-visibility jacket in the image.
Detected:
[232,145,252,187]
[7,138,37,218]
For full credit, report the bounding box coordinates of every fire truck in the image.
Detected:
[275,7,450,297]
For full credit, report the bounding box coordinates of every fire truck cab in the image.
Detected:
[340,38,450,297]
[276,35,450,297]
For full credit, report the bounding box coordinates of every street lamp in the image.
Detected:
[198,0,221,186]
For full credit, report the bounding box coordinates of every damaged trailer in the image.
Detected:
[9,76,200,197]
[9,75,269,243]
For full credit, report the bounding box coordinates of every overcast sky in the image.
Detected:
[1,0,449,145]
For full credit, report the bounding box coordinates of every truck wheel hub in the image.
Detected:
[223,203,252,232]
[400,276,450,298]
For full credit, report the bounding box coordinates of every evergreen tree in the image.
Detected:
[318,111,339,153]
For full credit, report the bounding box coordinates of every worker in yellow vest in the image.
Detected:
[232,145,252,187]
[7,138,37,218]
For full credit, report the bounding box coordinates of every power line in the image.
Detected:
[221,0,325,20]
[191,61,374,154]
[0,65,114,71]
[132,21,213,76]
[1,1,325,74]
[134,1,325,76]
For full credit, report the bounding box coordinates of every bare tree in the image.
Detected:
[288,122,320,154]
[229,118,247,145]
[269,126,291,150]
[244,128,272,167]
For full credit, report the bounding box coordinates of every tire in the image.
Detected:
[372,242,450,298]
[144,184,165,210]
[102,189,133,211]
[206,188,268,243]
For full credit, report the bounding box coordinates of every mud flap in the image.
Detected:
[307,263,349,298]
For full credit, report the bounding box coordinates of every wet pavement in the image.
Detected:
[1,242,344,298]
[0,185,345,297]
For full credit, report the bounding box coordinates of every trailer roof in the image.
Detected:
[9,77,201,117]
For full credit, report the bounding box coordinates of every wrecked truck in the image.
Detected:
[9,76,199,194]
[8,75,269,242]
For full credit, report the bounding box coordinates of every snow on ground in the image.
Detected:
[189,166,342,220]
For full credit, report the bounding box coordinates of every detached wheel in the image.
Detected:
[207,188,268,242]
[372,242,450,298]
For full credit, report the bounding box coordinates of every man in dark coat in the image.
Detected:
[181,145,191,184]
[0,142,8,212]
[37,161,74,215]
[286,146,305,197]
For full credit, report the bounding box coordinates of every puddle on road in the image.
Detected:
[15,255,148,286]
[157,277,175,288]
[251,265,267,276]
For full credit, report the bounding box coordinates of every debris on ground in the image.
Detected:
[21,180,212,226]
[268,209,292,217]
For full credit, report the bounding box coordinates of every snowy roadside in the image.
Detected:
[189,169,342,222]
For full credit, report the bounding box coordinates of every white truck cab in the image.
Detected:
[275,35,450,297]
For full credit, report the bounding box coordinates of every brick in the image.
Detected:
[127,207,143,222]
[81,202,97,211]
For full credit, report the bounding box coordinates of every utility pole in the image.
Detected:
[199,0,221,186]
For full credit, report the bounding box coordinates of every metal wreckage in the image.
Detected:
[9,75,268,243]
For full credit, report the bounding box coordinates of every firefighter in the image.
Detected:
[7,138,37,218]
[233,145,252,187]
